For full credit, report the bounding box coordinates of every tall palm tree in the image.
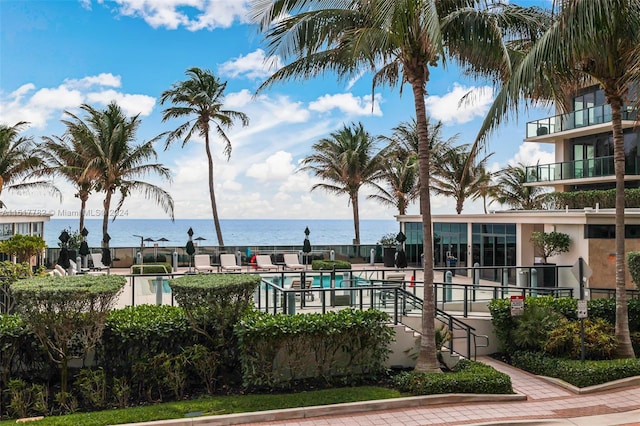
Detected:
[300,122,386,244]
[0,122,59,208]
[492,163,546,210]
[160,67,249,246]
[37,134,99,232]
[430,144,493,214]
[64,103,175,245]
[471,167,498,214]
[480,0,640,358]
[368,153,418,216]
[253,0,547,372]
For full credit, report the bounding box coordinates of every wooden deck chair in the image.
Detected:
[194,254,216,273]
[290,277,315,301]
[255,255,278,271]
[283,253,305,270]
[219,254,241,272]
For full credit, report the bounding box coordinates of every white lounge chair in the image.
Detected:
[194,254,217,273]
[283,253,305,270]
[219,254,241,272]
[256,254,278,271]
[90,253,110,271]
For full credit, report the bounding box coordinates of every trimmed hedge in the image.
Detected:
[544,188,640,209]
[312,260,352,270]
[236,309,393,389]
[510,351,640,388]
[393,359,513,395]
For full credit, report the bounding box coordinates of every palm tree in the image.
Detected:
[37,133,99,232]
[430,144,493,214]
[492,163,546,210]
[300,122,386,244]
[64,103,175,245]
[253,0,548,372]
[160,67,249,246]
[0,122,59,208]
[368,153,418,216]
[471,167,499,214]
[480,0,640,358]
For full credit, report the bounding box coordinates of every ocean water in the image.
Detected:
[44,218,399,248]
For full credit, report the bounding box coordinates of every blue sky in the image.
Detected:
[0,0,555,220]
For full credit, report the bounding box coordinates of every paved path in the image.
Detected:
[235,357,640,426]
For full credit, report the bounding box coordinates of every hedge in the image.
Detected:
[510,352,640,388]
[392,359,513,395]
[236,309,393,389]
[312,260,352,270]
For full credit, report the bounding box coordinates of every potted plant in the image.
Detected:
[530,231,570,287]
[378,233,397,267]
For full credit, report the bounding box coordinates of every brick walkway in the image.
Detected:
[238,357,640,426]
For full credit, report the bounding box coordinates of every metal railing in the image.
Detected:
[526,104,638,138]
[525,156,640,183]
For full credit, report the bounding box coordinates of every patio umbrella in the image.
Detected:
[395,231,407,268]
[101,233,112,267]
[79,228,90,269]
[57,230,71,269]
[186,227,195,272]
[302,227,311,264]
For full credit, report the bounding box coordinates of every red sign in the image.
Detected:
[510,295,525,316]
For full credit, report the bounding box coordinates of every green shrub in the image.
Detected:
[545,318,617,360]
[510,352,640,387]
[11,275,125,399]
[98,305,195,377]
[628,251,640,289]
[131,262,173,274]
[513,304,562,352]
[392,359,513,395]
[237,309,393,389]
[169,274,260,370]
[544,188,640,209]
[312,260,352,270]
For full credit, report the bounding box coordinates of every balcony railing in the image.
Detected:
[526,104,638,138]
[526,155,640,183]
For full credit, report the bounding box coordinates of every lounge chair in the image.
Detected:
[194,254,217,273]
[90,253,110,271]
[255,254,279,271]
[283,253,305,270]
[290,277,314,301]
[219,254,241,272]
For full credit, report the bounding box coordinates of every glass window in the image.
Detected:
[16,223,30,235]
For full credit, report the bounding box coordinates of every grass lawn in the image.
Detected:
[0,386,402,426]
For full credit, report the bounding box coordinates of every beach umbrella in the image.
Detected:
[395,231,407,268]
[57,230,71,269]
[302,227,311,264]
[101,233,112,267]
[79,227,90,269]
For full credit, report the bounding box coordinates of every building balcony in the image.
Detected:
[526,105,638,139]
[525,156,640,184]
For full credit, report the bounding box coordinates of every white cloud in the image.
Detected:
[509,142,555,167]
[97,0,250,31]
[85,90,156,116]
[425,83,494,125]
[246,151,296,182]
[0,74,155,129]
[218,49,282,80]
[309,93,382,116]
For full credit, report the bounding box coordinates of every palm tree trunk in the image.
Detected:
[204,134,224,246]
[102,190,112,245]
[351,192,360,245]
[410,74,440,373]
[79,192,88,232]
[609,93,635,358]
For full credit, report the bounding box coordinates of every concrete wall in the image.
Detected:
[588,238,640,289]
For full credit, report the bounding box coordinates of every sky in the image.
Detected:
[0,0,556,221]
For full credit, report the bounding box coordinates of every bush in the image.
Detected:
[628,251,640,289]
[392,359,513,395]
[545,318,617,360]
[98,305,195,377]
[312,260,352,270]
[510,352,640,387]
[236,309,393,389]
[512,305,562,352]
[130,262,173,274]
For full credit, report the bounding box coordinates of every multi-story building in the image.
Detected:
[0,211,52,266]
[398,83,640,292]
